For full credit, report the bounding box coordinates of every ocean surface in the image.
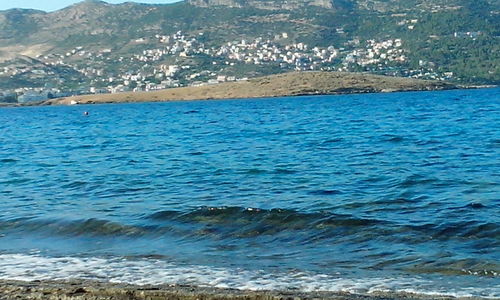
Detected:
[0,89,498,298]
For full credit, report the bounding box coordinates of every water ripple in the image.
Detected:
[0,88,499,294]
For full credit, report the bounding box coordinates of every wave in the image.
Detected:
[150,206,499,241]
[0,218,147,237]
[407,221,500,241]
[1,207,498,244]
[0,158,18,163]
[150,206,383,230]
[404,259,499,277]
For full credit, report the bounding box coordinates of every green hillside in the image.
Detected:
[0,0,498,97]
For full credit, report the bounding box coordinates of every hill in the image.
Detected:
[44,71,456,105]
[0,0,497,101]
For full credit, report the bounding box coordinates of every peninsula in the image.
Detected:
[45,71,456,106]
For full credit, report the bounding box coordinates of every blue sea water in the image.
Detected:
[0,89,499,297]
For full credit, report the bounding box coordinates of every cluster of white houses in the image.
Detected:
[1,31,453,103]
[0,88,70,103]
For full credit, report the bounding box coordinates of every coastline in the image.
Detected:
[0,280,485,300]
[2,72,497,108]
[32,71,458,106]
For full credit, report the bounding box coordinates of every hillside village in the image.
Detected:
[0,0,498,103]
[0,28,463,103]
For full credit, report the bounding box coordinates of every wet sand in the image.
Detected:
[0,280,484,300]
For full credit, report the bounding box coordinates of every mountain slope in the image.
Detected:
[0,0,498,91]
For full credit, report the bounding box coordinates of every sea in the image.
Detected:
[0,88,498,298]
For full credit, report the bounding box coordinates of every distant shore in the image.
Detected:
[0,280,483,300]
[32,71,458,106]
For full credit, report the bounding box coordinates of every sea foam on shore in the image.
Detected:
[0,254,498,299]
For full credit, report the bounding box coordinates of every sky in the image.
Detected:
[0,0,178,12]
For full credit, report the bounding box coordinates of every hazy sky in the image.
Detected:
[0,0,179,12]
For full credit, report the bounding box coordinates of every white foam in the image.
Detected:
[0,254,498,298]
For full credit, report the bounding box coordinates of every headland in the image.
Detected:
[43,71,457,106]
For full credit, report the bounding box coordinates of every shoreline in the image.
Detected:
[0,71,467,108]
[0,279,486,300]
[47,71,458,106]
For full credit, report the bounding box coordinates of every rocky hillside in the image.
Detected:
[0,0,497,90]
[0,0,497,55]
[0,1,157,60]
[186,0,498,12]
[186,0,341,10]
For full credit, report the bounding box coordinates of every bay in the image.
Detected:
[0,88,498,297]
